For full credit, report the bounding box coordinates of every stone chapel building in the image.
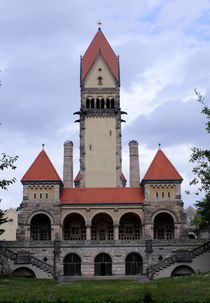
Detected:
[1,28,210,280]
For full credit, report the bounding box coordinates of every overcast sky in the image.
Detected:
[1,0,210,210]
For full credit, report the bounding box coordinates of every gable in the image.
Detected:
[84,55,116,88]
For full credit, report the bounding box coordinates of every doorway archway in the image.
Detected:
[63,253,81,276]
[94,253,112,276]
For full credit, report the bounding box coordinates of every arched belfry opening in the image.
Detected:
[125,253,143,275]
[91,213,113,241]
[63,253,81,276]
[119,213,142,240]
[94,253,112,276]
[30,214,51,240]
[154,212,175,240]
[63,213,86,240]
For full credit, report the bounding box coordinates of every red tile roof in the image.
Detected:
[61,187,144,204]
[82,29,119,81]
[143,149,183,181]
[21,150,61,182]
[74,171,81,181]
[120,173,127,181]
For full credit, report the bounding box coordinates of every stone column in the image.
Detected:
[53,240,60,280]
[174,224,180,239]
[129,140,140,187]
[86,225,91,241]
[63,140,74,188]
[145,239,153,278]
[114,224,119,240]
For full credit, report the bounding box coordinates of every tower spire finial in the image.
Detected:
[97,20,102,31]
[158,143,161,149]
[42,143,45,150]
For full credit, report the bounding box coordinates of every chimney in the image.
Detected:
[129,140,140,187]
[63,140,74,188]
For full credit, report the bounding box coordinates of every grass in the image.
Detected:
[0,274,210,303]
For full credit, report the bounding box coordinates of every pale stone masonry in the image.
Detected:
[2,28,210,280]
[129,140,140,187]
[63,141,74,188]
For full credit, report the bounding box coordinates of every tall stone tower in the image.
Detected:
[75,28,126,187]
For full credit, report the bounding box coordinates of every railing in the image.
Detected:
[0,246,53,275]
[149,240,210,276]
[30,255,53,274]
[190,240,210,258]
[0,247,17,260]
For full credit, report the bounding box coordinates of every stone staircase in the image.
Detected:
[0,246,54,276]
[148,240,210,277]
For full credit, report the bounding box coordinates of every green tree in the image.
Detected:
[190,90,210,228]
[0,153,18,235]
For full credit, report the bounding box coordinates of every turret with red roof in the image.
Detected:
[21,147,62,202]
[141,148,183,201]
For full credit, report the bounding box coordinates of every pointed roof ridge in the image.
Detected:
[81,29,119,81]
[143,149,183,181]
[21,149,61,182]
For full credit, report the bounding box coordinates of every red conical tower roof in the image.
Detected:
[143,149,183,181]
[81,28,119,81]
[21,149,61,182]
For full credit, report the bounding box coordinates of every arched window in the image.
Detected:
[91,213,113,241]
[98,76,103,85]
[63,213,86,241]
[119,213,142,240]
[13,267,36,278]
[111,98,115,108]
[125,253,143,275]
[63,253,81,276]
[101,98,104,109]
[106,98,110,109]
[86,98,90,109]
[171,265,194,277]
[91,98,94,108]
[94,253,112,276]
[154,213,174,240]
[96,98,100,108]
[30,214,51,240]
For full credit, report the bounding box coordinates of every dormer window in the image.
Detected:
[98,68,102,72]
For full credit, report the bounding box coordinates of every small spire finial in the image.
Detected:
[42,143,45,150]
[158,143,161,149]
[97,20,102,31]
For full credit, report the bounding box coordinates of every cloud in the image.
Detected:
[1,0,210,210]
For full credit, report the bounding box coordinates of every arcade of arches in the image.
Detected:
[29,211,175,241]
[63,252,144,276]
